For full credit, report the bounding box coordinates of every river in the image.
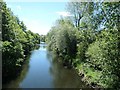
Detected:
[3,43,88,88]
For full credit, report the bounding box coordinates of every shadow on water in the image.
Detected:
[3,56,30,88]
[47,52,88,88]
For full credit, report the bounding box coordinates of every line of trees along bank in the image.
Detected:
[1,2,40,84]
[46,1,120,89]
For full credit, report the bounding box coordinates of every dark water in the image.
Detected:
[4,43,87,88]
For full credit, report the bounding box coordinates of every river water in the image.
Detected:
[4,43,87,88]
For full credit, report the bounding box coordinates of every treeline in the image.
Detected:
[46,1,120,89]
[40,35,46,42]
[1,2,40,84]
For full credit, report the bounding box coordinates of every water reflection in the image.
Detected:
[3,43,88,88]
[47,53,87,88]
[19,43,53,88]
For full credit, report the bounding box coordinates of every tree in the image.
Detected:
[67,2,94,30]
[2,1,41,84]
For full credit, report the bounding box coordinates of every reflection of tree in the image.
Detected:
[49,55,88,88]
[39,43,47,50]
[3,56,30,88]
[46,50,53,63]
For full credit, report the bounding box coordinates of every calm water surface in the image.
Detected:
[4,43,87,88]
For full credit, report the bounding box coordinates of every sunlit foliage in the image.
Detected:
[2,2,40,83]
[46,1,120,89]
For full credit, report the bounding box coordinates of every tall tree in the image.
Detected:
[67,2,94,30]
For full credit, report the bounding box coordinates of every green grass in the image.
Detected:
[76,63,102,86]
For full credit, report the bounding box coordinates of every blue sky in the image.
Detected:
[5,2,71,35]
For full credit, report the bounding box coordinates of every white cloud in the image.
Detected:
[56,11,73,17]
[16,5,22,11]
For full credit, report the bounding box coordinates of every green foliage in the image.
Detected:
[101,2,120,29]
[85,28,120,88]
[2,41,24,83]
[46,1,119,89]
[46,18,77,66]
[76,29,95,62]
[2,2,41,84]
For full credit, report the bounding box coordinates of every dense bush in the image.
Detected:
[86,28,120,88]
[46,19,77,66]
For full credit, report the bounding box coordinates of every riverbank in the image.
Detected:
[3,44,89,88]
[60,59,102,88]
[2,45,39,85]
[2,53,31,87]
[50,53,96,88]
[2,54,31,88]
[75,64,102,88]
[51,52,103,88]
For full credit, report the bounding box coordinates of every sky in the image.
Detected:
[5,1,71,35]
